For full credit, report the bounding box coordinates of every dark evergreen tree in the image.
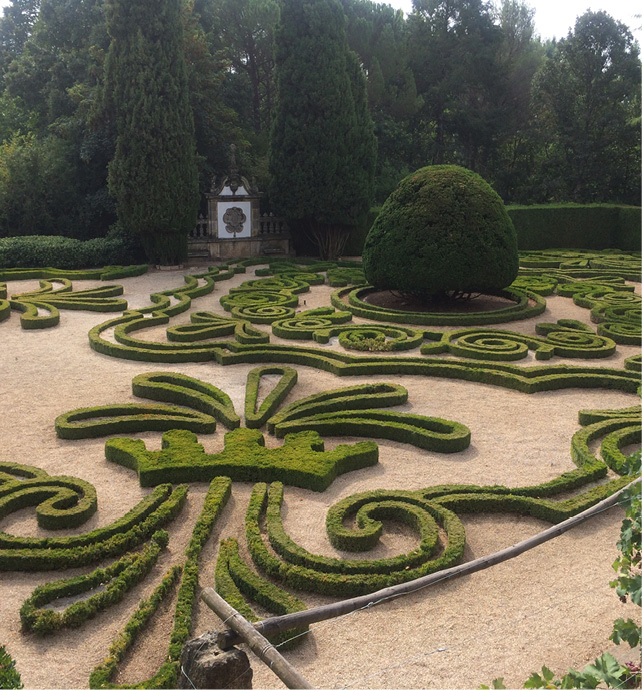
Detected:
[531,11,640,205]
[269,0,376,259]
[103,0,199,265]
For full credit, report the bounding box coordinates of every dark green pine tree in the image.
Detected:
[269,0,376,260]
[103,0,199,265]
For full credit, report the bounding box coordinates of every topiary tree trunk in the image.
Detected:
[103,0,199,266]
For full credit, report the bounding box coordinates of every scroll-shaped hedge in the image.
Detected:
[421,320,616,361]
[131,372,240,429]
[245,482,466,596]
[271,409,471,454]
[215,537,308,648]
[166,311,268,344]
[55,403,218,440]
[571,407,641,475]
[0,477,187,571]
[272,307,353,339]
[244,366,298,428]
[56,371,241,439]
[0,463,97,530]
[20,531,168,635]
[267,382,408,433]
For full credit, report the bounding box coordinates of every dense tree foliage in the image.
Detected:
[269,0,377,259]
[0,0,638,247]
[103,0,199,265]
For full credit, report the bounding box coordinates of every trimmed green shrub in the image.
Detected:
[89,477,231,689]
[245,482,466,596]
[363,166,518,298]
[0,234,143,270]
[20,532,168,635]
[272,307,353,340]
[0,481,187,571]
[106,427,378,491]
[332,284,546,326]
[0,644,22,689]
[55,403,218,440]
[267,382,408,432]
[167,311,268,345]
[421,321,616,361]
[215,537,308,649]
[0,471,97,531]
[272,409,471,454]
[89,564,183,689]
[244,366,298,428]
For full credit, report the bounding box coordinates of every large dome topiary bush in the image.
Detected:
[362,165,519,299]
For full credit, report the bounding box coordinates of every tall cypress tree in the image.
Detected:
[103,0,198,265]
[269,0,376,259]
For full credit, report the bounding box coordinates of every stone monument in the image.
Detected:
[188,145,291,260]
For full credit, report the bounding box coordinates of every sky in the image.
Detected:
[379,0,641,43]
[0,0,639,44]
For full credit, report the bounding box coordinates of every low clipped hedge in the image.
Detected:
[132,372,240,429]
[220,342,640,395]
[245,482,467,597]
[267,382,408,433]
[0,483,187,571]
[0,644,22,689]
[421,321,616,362]
[271,409,471,454]
[55,403,218,440]
[89,564,183,690]
[244,366,298,428]
[106,427,379,492]
[215,537,308,649]
[332,285,547,326]
[20,531,168,635]
[0,234,143,269]
[167,311,268,344]
[0,468,97,531]
[89,477,231,689]
[56,371,241,440]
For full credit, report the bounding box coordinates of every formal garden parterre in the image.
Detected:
[0,249,639,689]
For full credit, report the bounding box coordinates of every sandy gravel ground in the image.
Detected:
[0,264,639,689]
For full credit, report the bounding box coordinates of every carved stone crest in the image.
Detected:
[223,207,247,235]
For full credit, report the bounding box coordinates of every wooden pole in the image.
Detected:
[201,588,313,690]
[213,477,639,649]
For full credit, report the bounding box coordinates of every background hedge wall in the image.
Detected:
[341,204,641,256]
[507,205,641,251]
